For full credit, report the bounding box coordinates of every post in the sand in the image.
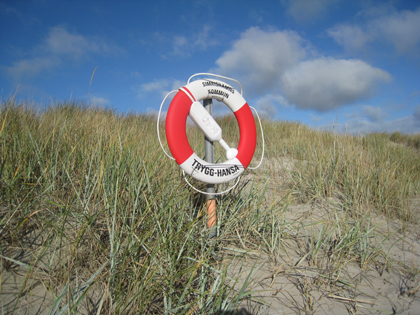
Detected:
[203,99,217,239]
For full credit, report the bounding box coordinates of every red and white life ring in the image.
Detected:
[165,79,256,184]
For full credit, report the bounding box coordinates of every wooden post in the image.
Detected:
[203,99,217,238]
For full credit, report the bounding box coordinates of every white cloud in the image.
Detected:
[6,26,121,81]
[141,79,170,93]
[90,96,110,106]
[248,9,266,24]
[280,58,391,111]
[133,78,185,99]
[7,56,61,81]
[215,27,391,112]
[327,24,371,50]
[215,27,307,95]
[171,25,219,57]
[44,26,101,59]
[255,94,289,118]
[414,104,420,121]
[309,113,324,123]
[375,8,420,54]
[193,26,219,51]
[341,115,420,134]
[362,105,387,122]
[146,106,166,119]
[328,7,420,54]
[321,106,420,134]
[283,0,339,22]
[172,36,188,56]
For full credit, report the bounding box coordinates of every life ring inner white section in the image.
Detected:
[179,153,244,184]
[186,79,246,113]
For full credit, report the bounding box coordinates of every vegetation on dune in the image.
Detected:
[1,99,419,314]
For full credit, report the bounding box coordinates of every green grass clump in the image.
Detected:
[1,99,419,314]
[1,100,260,314]
[260,121,420,220]
[390,131,420,150]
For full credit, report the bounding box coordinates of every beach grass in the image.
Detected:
[1,99,419,314]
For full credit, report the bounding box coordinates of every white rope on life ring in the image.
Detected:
[165,79,257,185]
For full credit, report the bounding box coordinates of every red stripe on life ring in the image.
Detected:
[235,104,257,168]
[165,91,194,165]
[182,87,196,102]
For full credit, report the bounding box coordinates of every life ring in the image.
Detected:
[165,79,257,184]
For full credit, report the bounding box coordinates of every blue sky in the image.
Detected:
[1,0,420,134]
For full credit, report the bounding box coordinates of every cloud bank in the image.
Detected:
[328,7,420,54]
[132,78,185,99]
[215,27,307,95]
[283,0,339,23]
[215,27,391,112]
[324,105,420,135]
[280,58,391,111]
[6,26,121,81]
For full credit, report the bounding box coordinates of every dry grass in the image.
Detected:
[1,99,419,314]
